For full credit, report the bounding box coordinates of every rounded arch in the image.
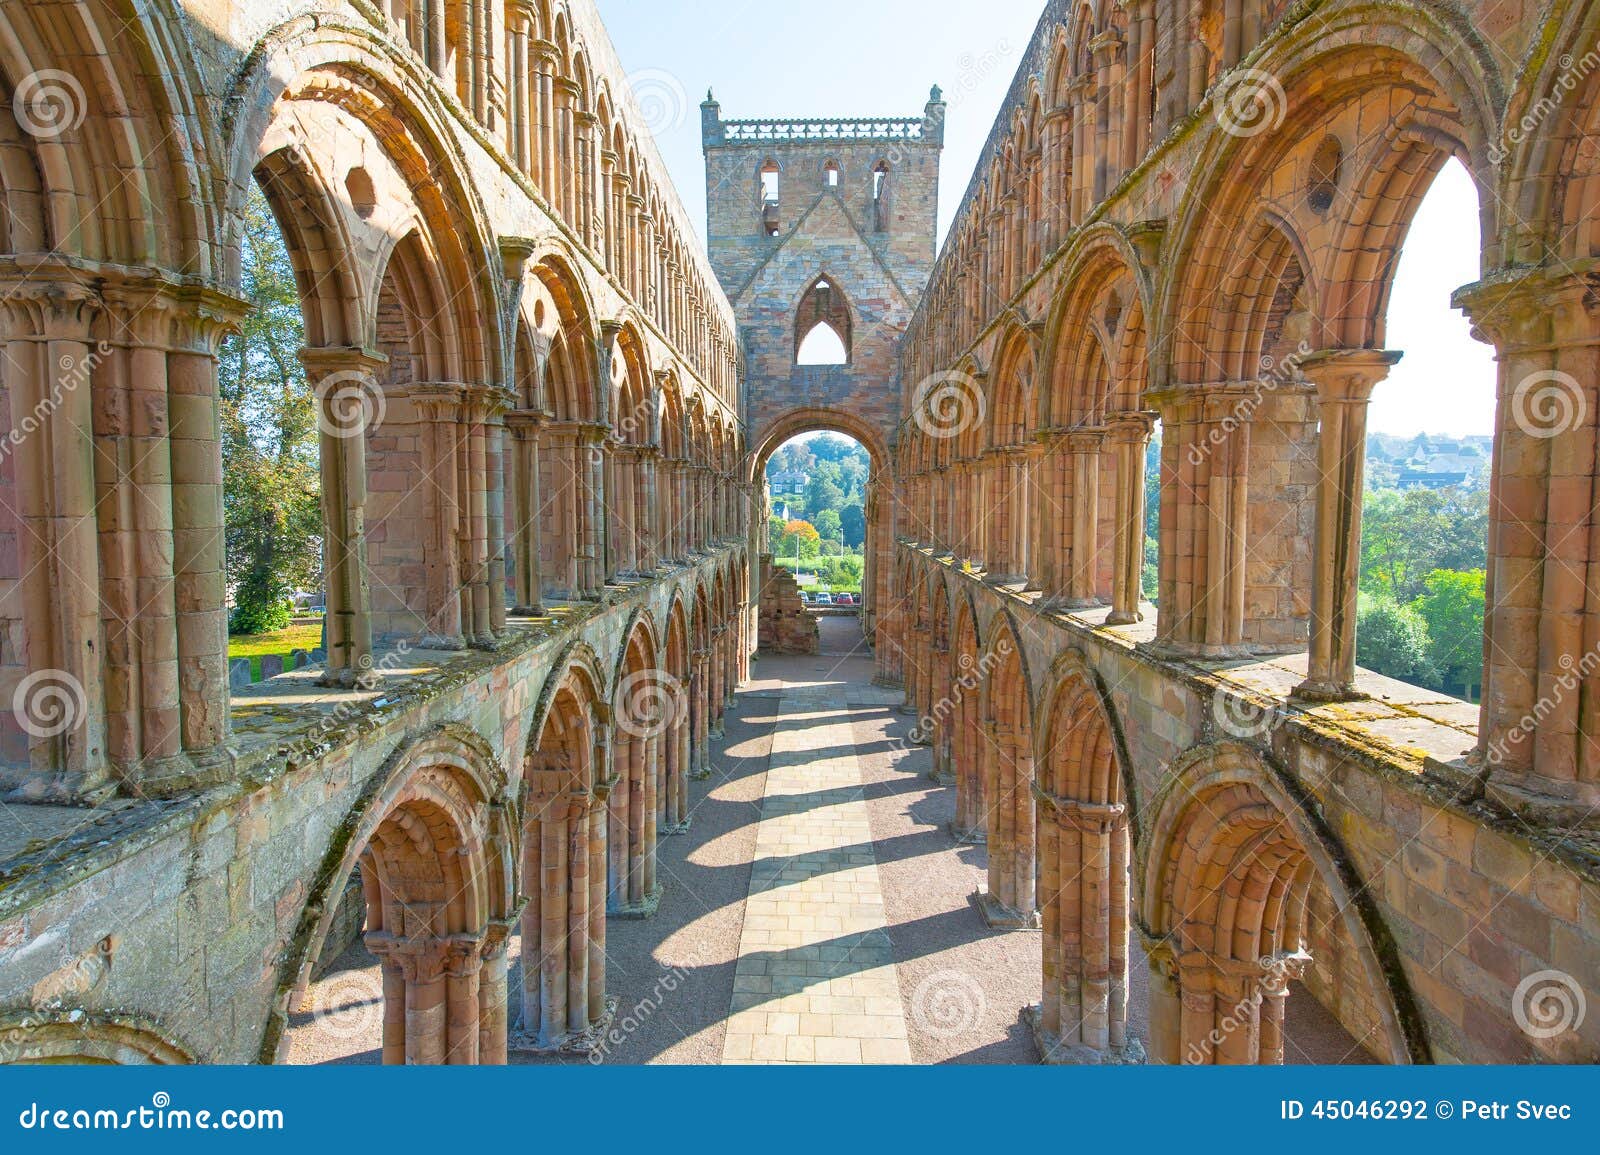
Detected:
[1035,648,1139,831]
[0,1011,195,1065]
[226,22,502,376]
[528,640,611,758]
[0,0,212,269]
[746,406,889,485]
[1500,0,1600,263]
[1158,8,1499,380]
[276,724,514,1022]
[1038,225,1154,425]
[1140,742,1425,1064]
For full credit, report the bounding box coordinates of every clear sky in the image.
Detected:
[596,1,1495,437]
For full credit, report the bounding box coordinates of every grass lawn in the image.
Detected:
[227,621,323,680]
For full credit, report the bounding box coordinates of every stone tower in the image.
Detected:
[702,89,946,466]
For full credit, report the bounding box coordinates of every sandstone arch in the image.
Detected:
[1031,650,1139,1061]
[277,723,515,1065]
[519,643,612,1050]
[1140,741,1423,1064]
[975,612,1039,927]
[608,611,665,917]
[0,1012,195,1066]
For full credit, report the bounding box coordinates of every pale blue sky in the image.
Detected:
[596,1,1496,436]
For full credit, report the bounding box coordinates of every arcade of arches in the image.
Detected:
[0,0,1596,1068]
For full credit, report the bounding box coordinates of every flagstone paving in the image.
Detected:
[720,679,913,1064]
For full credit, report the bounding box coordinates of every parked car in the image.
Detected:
[833,592,855,606]
[814,592,834,605]
[798,591,813,605]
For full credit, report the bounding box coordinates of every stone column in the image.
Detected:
[1457,270,1600,825]
[96,288,182,789]
[412,386,466,648]
[1149,383,1256,656]
[477,919,512,1064]
[1066,428,1107,606]
[1105,411,1156,624]
[300,347,384,687]
[0,280,106,800]
[443,936,484,1064]
[1294,350,1400,701]
[1144,936,1181,1064]
[586,783,609,1025]
[506,409,545,614]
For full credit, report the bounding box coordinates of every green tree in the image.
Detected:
[840,502,866,549]
[1356,595,1438,686]
[1360,487,1488,604]
[778,518,821,559]
[222,182,322,635]
[805,471,845,517]
[1417,568,1486,698]
[813,508,841,544]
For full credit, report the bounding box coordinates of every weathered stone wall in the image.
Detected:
[757,557,819,655]
[904,546,1600,1064]
[0,552,741,1063]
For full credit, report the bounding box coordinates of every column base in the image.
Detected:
[689,766,712,781]
[925,765,955,785]
[1290,678,1367,704]
[1484,772,1600,831]
[128,748,240,797]
[971,888,1039,929]
[1024,1004,1145,1065]
[608,885,664,921]
[947,821,986,843]
[1421,751,1486,803]
[661,816,692,836]
[507,996,619,1057]
[1103,610,1142,626]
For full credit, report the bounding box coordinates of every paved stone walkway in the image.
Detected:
[720,678,913,1064]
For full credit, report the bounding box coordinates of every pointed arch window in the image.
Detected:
[795,275,852,365]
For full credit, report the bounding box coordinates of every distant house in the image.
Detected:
[1396,469,1469,490]
[769,468,810,495]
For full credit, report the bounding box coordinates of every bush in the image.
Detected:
[229,578,293,635]
[1356,595,1438,686]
